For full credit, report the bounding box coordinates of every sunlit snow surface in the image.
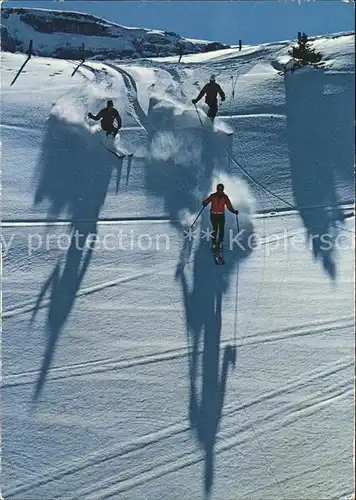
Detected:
[1,33,354,500]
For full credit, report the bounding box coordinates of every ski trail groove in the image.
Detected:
[5,356,352,498]
[104,63,152,133]
[74,379,353,499]
[226,148,294,209]
[3,221,351,320]
[4,324,352,387]
[3,204,352,226]
[3,266,181,320]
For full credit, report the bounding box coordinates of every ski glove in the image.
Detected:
[234,210,239,215]
[192,99,197,105]
[88,112,94,119]
[221,96,226,102]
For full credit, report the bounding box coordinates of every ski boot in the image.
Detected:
[218,241,225,264]
[212,241,219,264]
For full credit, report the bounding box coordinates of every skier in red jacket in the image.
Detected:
[202,183,238,251]
[192,75,226,121]
[88,99,122,137]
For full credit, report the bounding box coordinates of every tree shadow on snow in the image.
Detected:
[31,114,115,401]
[285,68,354,279]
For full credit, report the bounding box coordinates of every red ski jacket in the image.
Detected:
[204,193,234,214]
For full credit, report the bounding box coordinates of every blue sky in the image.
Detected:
[4,1,355,45]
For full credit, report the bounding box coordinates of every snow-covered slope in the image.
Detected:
[1,31,354,500]
[1,7,228,60]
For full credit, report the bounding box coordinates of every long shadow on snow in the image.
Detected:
[285,68,354,279]
[144,96,254,494]
[176,229,252,498]
[31,115,115,400]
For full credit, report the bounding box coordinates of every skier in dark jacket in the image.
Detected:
[88,99,122,137]
[202,183,238,251]
[192,75,226,121]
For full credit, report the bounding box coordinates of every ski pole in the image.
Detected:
[233,212,240,349]
[236,213,240,233]
[194,103,204,128]
[190,205,205,229]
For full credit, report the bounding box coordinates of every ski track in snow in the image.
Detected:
[3,262,191,320]
[2,202,354,226]
[5,356,352,498]
[3,318,353,387]
[77,384,351,500]
[2,225,314,321]
[104,62,151,133]
[7,385,352,499]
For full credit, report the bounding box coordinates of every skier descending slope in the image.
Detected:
[87,99,132,158]
[192,75,226,121]
[202,183,238,264]
[88,99,122,138]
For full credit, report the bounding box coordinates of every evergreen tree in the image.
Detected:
[289,32,323,65]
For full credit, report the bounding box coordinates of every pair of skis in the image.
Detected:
[101,134,134,159]
[193,103,233,136]
[104,145,134,159]
[212,244,225,265]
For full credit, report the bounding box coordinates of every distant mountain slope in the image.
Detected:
[1,7,229,60]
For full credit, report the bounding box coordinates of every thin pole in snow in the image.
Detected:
[190,206,205,229]
[233,213,240,347]
[233,261,239,347]
[194,103,204,128]
[10,40,33,86]
[236,213,240,233]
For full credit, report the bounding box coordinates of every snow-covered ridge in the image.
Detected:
[1,7,229,60]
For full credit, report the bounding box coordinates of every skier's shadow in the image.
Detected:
[124,155,134,190]
[31,114,114,401]
[142,93,254,493]
[31,222,95,401]
[115,157,124,194]
[176,218,253,497]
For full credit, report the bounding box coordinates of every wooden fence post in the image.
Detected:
[10,39,33,86]
[71,44,86,77]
